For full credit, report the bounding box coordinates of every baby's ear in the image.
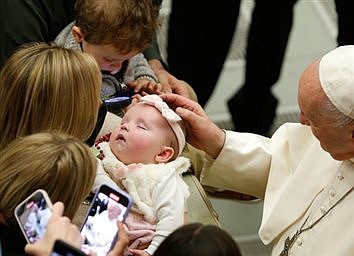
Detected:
[155,146,175,163]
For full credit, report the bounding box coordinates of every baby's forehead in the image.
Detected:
[125,103,166,121]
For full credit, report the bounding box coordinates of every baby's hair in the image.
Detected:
[75,0,160,54]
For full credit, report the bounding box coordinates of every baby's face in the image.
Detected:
[109,104,172,164]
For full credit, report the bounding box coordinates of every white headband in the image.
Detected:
[319,45,354,119]
[139,94,186,155]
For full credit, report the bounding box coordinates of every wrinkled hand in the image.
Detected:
[107,221,129,256]
[24,202,81,256]
[149,59,190,98]
[160,94,225,158]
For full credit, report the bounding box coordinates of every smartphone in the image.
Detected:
[104,95,132,107]
[14,189,52,244]
[80,184,132,256]
[51,239,87,256]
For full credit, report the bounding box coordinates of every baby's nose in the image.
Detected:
[121,123,129,131]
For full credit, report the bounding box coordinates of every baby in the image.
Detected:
[92,94,190,256]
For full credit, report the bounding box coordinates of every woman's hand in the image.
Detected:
[108,221,129,256]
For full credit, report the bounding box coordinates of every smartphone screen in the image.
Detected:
[14,189,52,244]
[51,239,87,256]
[80,185,132,256]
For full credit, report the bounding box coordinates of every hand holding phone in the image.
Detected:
[80,185,132,256]
[14,189,53,244]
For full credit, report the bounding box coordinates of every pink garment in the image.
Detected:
[124,212,156,253]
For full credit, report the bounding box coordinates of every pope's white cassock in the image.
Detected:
[201,123,354,256]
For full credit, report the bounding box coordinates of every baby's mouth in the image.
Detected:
[116,133,125,142]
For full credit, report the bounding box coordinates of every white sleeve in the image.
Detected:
[201,123,313,199]
[200,130,272,199]
[145,173,187,255]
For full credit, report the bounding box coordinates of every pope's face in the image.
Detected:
[298,63,354,161]
[107,200,121,220]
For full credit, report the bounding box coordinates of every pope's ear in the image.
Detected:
[72,26,84,43]
[155,146,174,163]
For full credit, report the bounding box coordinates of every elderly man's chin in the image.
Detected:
[327,149,352,161]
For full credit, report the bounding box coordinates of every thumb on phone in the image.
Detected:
[108,221,129,256]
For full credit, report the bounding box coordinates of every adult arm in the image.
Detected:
[142,1,191,98]
[160,94,270,198]
[201,131,271,199]
[144,38,191,98]
[143,0,163,62]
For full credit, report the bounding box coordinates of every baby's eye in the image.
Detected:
[137,123,147,130]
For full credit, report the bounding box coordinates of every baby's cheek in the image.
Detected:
[109,129,120,142]
[132,139,152,152]
[130,137,157,153]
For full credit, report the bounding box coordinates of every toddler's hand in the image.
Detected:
[128,80,162,95]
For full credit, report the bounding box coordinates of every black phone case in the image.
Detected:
[51,239,87,256]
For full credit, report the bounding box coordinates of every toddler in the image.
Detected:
[55,0,160,114]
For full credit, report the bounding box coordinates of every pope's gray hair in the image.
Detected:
[323,98,354,127]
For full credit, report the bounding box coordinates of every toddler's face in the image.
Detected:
[109,104,173,164]
[82,41,138,74]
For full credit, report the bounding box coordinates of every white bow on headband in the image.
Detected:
[139,94,186,155]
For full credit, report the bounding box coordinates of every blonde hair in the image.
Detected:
[75,0,159,53]
[0,132,97,222]
[0,42,102,151]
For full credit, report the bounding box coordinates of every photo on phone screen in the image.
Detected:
[80,185,132,256]
[14,189,52,244]
[51,239,87,256]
